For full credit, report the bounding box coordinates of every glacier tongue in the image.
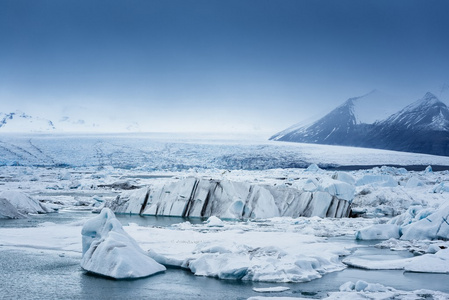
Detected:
[107,177,353,219]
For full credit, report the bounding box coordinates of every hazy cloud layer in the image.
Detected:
[1,0,448,133]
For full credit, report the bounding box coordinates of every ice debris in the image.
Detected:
[80,208,166,279]
[356,205,449,241]
[248,280,449,299]
[205,216,224,227]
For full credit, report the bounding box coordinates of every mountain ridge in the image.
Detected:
[271,92,449,156]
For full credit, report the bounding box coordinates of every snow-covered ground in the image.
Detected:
[1,134,449,299]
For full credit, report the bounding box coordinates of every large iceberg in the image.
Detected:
[0,198,24,219]
[107,177,353,219]
[0,191,50,216]
[81,208,166,279]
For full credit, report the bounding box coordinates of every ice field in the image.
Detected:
[1,133,449,299]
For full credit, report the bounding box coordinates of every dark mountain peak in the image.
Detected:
[380,93,449,131]
[271,91,449,156]
[424,91,437,99]
[413,92,443,108]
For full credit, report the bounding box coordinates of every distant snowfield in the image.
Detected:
[0,133,447,169]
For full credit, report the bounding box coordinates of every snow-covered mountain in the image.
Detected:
[376,92,449,131]
[0,111,56,132]
[271,92,449,156]
[0,110,142,133]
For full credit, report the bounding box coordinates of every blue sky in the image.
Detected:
[1,0,449,133]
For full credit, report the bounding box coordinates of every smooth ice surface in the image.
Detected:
[252,286,290,293]
[81,208,165,279]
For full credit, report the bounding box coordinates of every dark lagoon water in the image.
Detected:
[1,212,449,299]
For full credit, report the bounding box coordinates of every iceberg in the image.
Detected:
[355,224,400,240]
[80,208,166,279]
[356,205,449,241]
[107,177,352,219]
[0,191,50,215]
[400,205,449,240]
[356,174,398,187]
[0,198,24,219]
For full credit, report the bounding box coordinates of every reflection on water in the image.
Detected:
[1,212,449,299]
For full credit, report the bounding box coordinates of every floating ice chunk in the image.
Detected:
[110,180,140,190]
[248,281,449,299]
[301,178,319,192]
[404,249,449,273]
[388,205,430,227]
[378,166,408,175]
[425,165,433,173]
[344,249,449,273]
[355,224,400,240]
[205,216,224,227]
[252,286,290,293]
[318,178,355,202]
[80,208,165,279]
[343,256,412,270]
[305,163,320,172]
[427,244,442,254]
[356,175,397,187]
[400,205,449,240]
[189,253,250,280]
[432,182,449,193]
[69,180,81,189]
[150,238,346,283]
[405,177,424,188]
[0,198,24,219]
[107,188,150,214]
[332,172,355,185]
[58,171,71,180]
[344,280,390,292]
[0,191,48,214]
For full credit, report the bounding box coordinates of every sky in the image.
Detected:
[1,0,449,134]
